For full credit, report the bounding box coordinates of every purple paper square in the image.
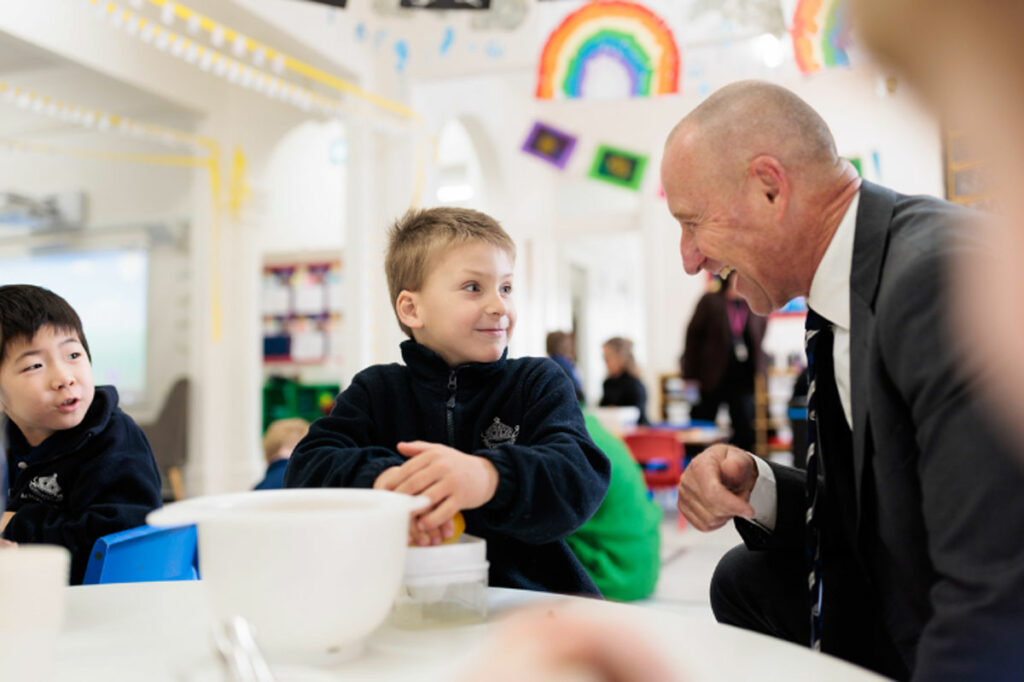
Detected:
[521,121,577,169]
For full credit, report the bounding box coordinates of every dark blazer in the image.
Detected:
[681,292,767,390]
[738,182,1024,680]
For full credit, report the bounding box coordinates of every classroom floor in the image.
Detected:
[636,508,742,621]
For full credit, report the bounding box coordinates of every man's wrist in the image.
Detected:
[746,453,759,493]
[748,456,778,532]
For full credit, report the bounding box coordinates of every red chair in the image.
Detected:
[623,430,685,490]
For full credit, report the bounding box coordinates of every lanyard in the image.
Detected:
[728,300,748,338]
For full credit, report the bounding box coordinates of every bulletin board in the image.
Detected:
[261,256,343,365]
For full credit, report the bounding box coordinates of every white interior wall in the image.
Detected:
[260,120,347,255]
[192,85,359,492]
[559,232,645,405]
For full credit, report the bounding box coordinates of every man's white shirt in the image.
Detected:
[749,191,859,531]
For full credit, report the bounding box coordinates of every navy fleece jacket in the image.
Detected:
[3,386,163,584]
[285,341,610,596]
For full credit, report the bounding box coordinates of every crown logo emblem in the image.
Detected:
[27,472,64,503]
[482,417,520,448]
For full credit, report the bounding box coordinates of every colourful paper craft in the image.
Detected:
[536,0,680,99]
[848,156,862,176]
[521,121,578,169]
[400,0,490,8]
[588,144,647,190]
[791,0,852,75]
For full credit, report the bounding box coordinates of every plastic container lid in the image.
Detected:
[403,534,488,586]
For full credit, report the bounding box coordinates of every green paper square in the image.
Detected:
[588,144,648,191]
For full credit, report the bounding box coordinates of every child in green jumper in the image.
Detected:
[567,412,662,601]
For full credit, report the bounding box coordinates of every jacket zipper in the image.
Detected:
[446,370,458,446]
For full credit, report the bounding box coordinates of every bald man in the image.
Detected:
[662,81,1024,681]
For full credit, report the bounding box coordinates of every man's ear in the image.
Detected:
[748,155,789,214]
[395,290,423,330]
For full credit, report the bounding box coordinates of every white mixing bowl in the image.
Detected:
[148,488,428,664]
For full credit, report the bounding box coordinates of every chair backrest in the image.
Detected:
[623,431,684,489]
[81,524,200,585]
[140,377,190,501]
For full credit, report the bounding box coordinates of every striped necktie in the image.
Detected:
[804,307,832,651]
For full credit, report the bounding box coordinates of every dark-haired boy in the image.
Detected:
[286,207,610,596]
[0,284,162,584]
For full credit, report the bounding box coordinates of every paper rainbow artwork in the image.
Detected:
[536,0,680,100]
[791,0,852,75]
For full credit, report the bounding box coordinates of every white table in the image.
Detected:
[54,582,889,681]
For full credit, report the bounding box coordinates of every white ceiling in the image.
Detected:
[0,32,63,75]
[0,29,200,139]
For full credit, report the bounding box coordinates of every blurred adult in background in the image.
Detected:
[545,330,585,404]
[854,0,1024,449]
[599,337,649,426]
[254,417,310,490]
[681,271,767,450]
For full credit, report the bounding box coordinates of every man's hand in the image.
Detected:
[677,443,758,531]
[0,511,14,533]
[373,441,498,542]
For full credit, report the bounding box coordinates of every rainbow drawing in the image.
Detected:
[791,0,852,75]
[536,1,680,100]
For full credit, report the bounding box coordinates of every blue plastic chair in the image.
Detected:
[81,523,200,585]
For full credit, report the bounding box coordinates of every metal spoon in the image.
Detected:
[213,615,277,682]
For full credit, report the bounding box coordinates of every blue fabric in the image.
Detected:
[550,353,585,402]
[3,386,163,584]
[285,340,610,596]
[254,458,289,490]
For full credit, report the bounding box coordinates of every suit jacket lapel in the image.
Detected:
[849,181,896,529]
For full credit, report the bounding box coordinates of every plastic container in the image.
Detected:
[390,534,489,629]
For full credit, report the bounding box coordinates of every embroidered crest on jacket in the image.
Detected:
[482,417,520,448]
[27,472,64,503]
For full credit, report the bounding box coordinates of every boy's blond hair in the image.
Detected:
[385,207,516,338]
[262,417,310,463]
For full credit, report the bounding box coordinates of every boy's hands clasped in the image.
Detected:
[373,440,499,546]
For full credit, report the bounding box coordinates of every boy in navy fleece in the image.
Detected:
[0,285,162,584]
[286,207,610,596]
